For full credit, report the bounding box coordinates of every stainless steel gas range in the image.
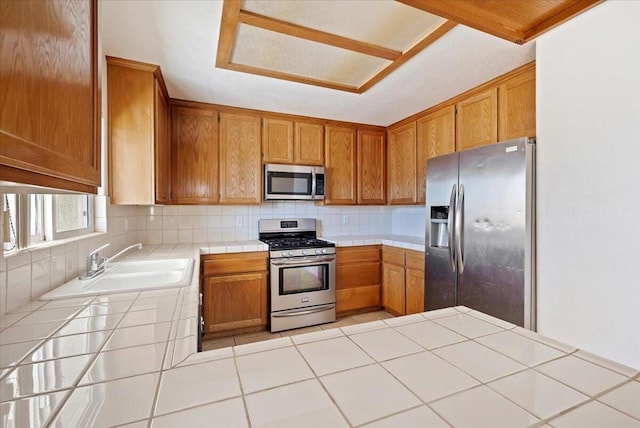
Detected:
[259,218,336,332]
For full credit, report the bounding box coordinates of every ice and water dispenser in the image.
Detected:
[429,206,450,248]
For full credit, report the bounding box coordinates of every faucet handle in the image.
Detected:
[88,243,110,259]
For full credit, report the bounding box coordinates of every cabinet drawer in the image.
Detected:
[405,250,425,271]
[336,245,381,264]
[382,247,405,266]
[201,252,268,276]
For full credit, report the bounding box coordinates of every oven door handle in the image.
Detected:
[272,304,336,317]
[271,256,335,266]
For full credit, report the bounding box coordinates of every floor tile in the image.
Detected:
[0,354,92,401]
[0,340,41,368]
[324,316,359,329]
[234,331,282,346]
[51,373,160,428]
[352,311,393,323]
[340,320,387,335]
[155,358,241,415]
[279,325,323,337]
[80,342,165,384]
[201,336,235,351]
[598,380,640,420]
[433,340,526,382]
[432,313,503,338]
[25,331,109,363]
[431,385,540,428]
[297,336,374,376]
[382,351,480,402]
[536,355,627,396]
[488,369,589,419]
[290,327,344,345]
[236,346,314,393]
[0,390,69,427]
[476,330,565,366]
[245,379,348,428]
[151,397,248,428]
[233,337,292,356]
[102,322,171,351]
[0,320,65,345]
[350,328,423,361]
[395,320,467,349]
[55,313,123,336]
[320,364,421,426]
[548,400,640,428]
[361,406,449,428]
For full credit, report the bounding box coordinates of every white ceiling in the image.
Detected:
[100,0,535,127]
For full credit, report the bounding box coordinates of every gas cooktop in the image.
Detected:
[260,237,335,251]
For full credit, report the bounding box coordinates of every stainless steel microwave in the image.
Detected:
[264,164,325,200]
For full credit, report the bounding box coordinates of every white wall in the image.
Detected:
[536,1,640,369]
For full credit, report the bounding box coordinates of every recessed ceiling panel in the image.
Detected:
[232,23,391,87]
[241,0,446,51]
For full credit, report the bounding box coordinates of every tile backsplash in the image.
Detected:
[1,199,425,316]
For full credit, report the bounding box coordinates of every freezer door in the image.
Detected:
[425,152,459,311]
[456,138,533,327]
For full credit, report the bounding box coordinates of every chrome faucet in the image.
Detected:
[80,243,143,280]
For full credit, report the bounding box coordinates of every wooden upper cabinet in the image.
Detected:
[107,57,170,205]
[219,113,262,204]
[171,106,218,204]
[357,129,386,205]
[0,0,100,193]
[387,122,417,205]
[416,105,455,204]
[295,122,324,166]
[154,81,171,204]
[498,67,536,140]
[325,126,357,205]
[456,88,498,151]
[262,118,294,164]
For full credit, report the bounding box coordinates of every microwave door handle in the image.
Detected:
[311,169,317,199]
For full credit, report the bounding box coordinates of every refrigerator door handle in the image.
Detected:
[456,184,465,273]
[448,184,457,272]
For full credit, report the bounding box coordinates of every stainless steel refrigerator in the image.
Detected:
[425,137,536,329]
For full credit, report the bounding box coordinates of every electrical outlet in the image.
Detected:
[342,215,349,224]
[236,216,243,226]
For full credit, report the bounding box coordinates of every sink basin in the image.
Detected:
[41,258,195,300]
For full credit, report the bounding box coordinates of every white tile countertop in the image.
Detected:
[1,244,639,427]
[322,235,425,251]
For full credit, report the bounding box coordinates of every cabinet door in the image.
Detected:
[0,0,100,193]
[295,122,324,166]
[108,63,155,205]
[336,246,381,314]
[219,113,262,204]
[262,118,294,164]
[498,68,536,140]
[202,272,267,333]
[171,107,218,204]
[387,122,417,205]
[456,88,498,151]
[154,80,171,204]
[405,269,425,315]
[357,129,386,205]
[382,262,405,316]
[324,126,357,205]
[416,105,455,204]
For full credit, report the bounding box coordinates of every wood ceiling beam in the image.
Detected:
[359,20,457,93]
[216,0,242,66]
[237,10,402,61]
[522,0,603,42]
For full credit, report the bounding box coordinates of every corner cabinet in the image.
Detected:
[201,252,268,333]
[107,57,171,204]
[387,123,417,204]
[0,0,100,193]
[498,67,536,141]
[324,126,357,205]
[171,106,219,204]
[219,113,262,204]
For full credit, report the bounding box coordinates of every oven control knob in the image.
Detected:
[321,248,327,254]
[315,249,322,255]
[301,250,307,255]
[281,251,288,257]
[288,251,293,257]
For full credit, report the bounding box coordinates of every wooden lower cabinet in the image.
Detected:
[382,246,425,316]
[336,245,381,315]
[201,252,268,333]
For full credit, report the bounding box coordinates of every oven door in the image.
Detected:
[270,255,336,312]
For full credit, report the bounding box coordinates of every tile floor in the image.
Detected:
[201,310,394,351]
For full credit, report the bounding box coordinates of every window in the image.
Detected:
[2,193,93,252]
